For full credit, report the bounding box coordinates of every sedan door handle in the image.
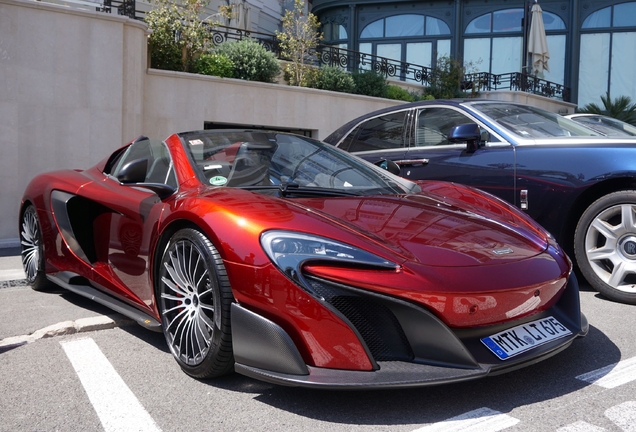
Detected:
[395,159,429,166]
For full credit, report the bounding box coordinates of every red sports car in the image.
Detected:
[20,129,587,389]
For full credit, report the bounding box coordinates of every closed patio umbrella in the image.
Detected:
[230,0,250,30]
[527,2,549,75]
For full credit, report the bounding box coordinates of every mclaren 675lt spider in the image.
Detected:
[20,129,587,389]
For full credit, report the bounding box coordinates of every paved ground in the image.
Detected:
[0,248,25,285]
[0,247,132,350]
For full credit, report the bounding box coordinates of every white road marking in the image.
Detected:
[61,338,161,432]
[605,401,636,432]
[557,421,606,431]
[411,407,519,432]
[576,356,636,389]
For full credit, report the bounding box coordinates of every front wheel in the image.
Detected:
[20,205,53,292]
[574,191,636,304]
[157,228,234,378]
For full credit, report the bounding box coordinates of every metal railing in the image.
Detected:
[464,72,571,102]
[208,25,570,101]
[101,0,137,19]
[206,24,282,56]
[315,45,433,85]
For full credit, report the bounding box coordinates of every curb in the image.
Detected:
[0,315,135,351]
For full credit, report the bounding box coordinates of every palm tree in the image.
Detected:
[578,93,636,126]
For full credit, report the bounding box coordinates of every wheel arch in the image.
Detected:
[563,177,636,259]
[151,218,226,297]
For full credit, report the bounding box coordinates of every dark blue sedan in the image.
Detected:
[324,99,636,305]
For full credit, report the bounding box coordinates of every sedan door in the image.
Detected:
[349,105,517,207]
[402,106,517,205]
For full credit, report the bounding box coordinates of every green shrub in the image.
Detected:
[351,70,388,98]
[145,0,228,72]
[192,54,234,78]
[386,85,416,102]
[214,39,281,83]
[423,56,479,99]
[309,66,356,93]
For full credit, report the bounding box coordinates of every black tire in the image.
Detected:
[20,205,53,292]
[157,228,234,378]
[574,191,636,304]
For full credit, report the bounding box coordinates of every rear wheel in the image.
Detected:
[574,191,636,304]
[20,205,52,291]
[157,228,234,378]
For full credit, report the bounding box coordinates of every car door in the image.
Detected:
[399,105,517,206]
[77,139,176,311]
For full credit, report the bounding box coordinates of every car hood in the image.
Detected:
[294,185,549,268]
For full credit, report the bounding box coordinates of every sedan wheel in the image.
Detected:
[158,228,234,378]
[20,205,51,291]
[575,191,636,304]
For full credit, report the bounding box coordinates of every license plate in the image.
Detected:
[481,316,572,360]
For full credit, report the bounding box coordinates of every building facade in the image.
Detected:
[311,0,636,107]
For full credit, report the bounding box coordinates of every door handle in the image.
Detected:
[395,159,429,166]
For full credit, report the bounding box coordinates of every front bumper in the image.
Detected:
[231,273,588,389]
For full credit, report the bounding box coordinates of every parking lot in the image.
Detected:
[2,251,636,432]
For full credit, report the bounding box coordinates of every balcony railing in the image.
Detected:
[208,25,570,102]
[463,72,571,102]
[315,45,433,85]
[206,24,282,56]
[101,0,137,19]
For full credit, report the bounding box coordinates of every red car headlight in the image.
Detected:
[260,230,398,296]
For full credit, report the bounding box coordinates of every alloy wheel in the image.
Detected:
[584,203,636,294]
[160,238,218,366]
[21,206,41,283]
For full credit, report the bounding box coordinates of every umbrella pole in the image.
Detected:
[522,0,532,75]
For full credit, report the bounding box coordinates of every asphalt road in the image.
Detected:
[1,258,635,431]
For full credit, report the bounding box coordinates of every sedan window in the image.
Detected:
[342,111,408,152]
[415,107,499,146]
[472,102,599,139]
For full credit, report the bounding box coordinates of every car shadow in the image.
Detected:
[204,324,619,426]
[118,324,170,354]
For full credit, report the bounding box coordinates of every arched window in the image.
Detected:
[323,22,348,49]
[463,8,566,85]
[358,14,451,82]
[579,2,636,106]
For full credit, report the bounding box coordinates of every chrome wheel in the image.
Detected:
[584,203,636,293]
[21,206,40,283]
[158,228,234,378]
[575,191,636,304]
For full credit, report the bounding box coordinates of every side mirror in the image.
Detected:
[448,123,482,152]
[374,159,401,176]
[117,158,148,184]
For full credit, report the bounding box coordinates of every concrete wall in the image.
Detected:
[0,0,148,246]
[0,0,574,247]
[143,69,401,141]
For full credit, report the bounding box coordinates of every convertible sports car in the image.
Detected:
[325,100,636,305]
[20,129,587,389]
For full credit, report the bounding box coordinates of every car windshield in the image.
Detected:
[570,115,636,137]
[469,102,601,139]
[180,130,407,195]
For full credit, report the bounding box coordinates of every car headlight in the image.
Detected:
[261,230,398,295]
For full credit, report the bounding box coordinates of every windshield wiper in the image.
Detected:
[243,181,361,197]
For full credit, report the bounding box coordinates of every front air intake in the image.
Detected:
[305,276,413,362]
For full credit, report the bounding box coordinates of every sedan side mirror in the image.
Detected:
[448,123,482,152]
